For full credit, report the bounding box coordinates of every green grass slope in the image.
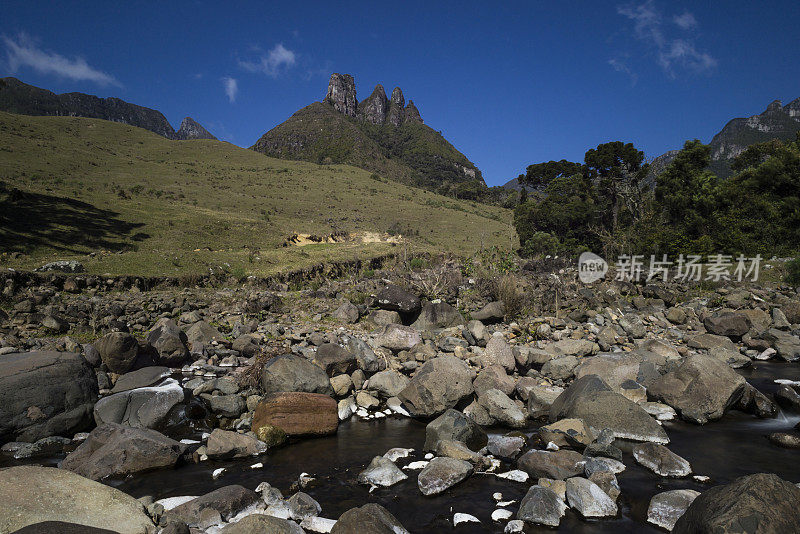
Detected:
[251,102,483,193]
[0,111,514,277]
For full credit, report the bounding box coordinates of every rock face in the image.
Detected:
[0,466,155,534]
[331,503,410,534]
[175,117,217,140]
[398,355,476,418]
[673,473,800,533]
[252,392,338,437]
[0,76,215,140]
[0,351,97,443]
[261,354,333,395]
[357,85,390,125]
[93,377,184,429]
[550,375,669,443]
[649,354,747,424]
[324,73,357,117]
[61,423,185,480]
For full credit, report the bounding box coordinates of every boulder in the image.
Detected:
[169,485,259,526]
[476,389,527,428]
[111,367,171,393]
[424,409,488,451]
[565,477,618,518]
[0,351,97,443]
[374,285,421,314]
[331,503,409,534]
[517,450,584,480]
[472,301,505,323]
[286,492,321,521]
[357,455,408,487]
[647,489,700,531]
[483,336,518,372]
[704,312,751,338]
[673,473,800,533]
[313,344,357,376]
[473,365,515,396]
[632,443,691,477]
[261,354,333,395]
[397,355,475,418]
[539,418,594,448]
[61,423,185,480]
[253,392,338,437]
[0,466,155,534]
[541,355,579,380]
[185,321,223,348]
[550,375,668,443]
[760,328,800,361]
[333,301,359,323]
[517,485,567,527]
[94,378,184,429]
[412,302,464,330]
[367,369,410,398]
[376,324,422,352]
[648,354,747,424]
[146,318,189,367]
[417,457,473,496]
[95,332,154,374]
[220,514,303,534]
[343,335,385,373]
[205,429,267,459]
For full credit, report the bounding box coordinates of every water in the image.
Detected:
[10,361,800,533]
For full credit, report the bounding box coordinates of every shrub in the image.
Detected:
[786,257,800,286]
[495,273,524,320]
[520,231,561,257]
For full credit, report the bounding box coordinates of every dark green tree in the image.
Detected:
[584,141,647,233]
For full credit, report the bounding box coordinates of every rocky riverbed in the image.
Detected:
[1,262,800,533]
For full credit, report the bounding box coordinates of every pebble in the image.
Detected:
[492,509,513,522]
[493,492,503,502]
[404,461,429,470]
[693,475,711,483]
[384,448,414,462]
[496,470,529,482]
[424,453,434,460]
[300,516,336,533]
[505,520,524,533]
[212,468,225,479]
[250,463,263,469]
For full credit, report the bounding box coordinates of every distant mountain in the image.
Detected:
[251,73,483,192]
[0,77,215,141]
[707,98,800,177]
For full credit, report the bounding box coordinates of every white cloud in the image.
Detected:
[238,43,296,77]
[2,33,120,86]
[222,77,238,103]
[608,57,638,85]
[615,1,716,77]
[673,11,697,30]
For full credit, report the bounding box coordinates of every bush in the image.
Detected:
[409,257,428,270]
[495,274,524,320]
[520,231,561,257]
[786,257,800,286]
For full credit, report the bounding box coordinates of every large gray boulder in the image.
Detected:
[632,443,692,477]
[517,485,567,527]
[517,449,585,480]
[220,514,303,534]
[480,335,516,371]
[0,466,155,534]
[648,354,747,424]
[376,324,422,352]
[566,477,618,518]
[673,473,800,533]
[0,351,97,443]
[205,428,267,459]
[343,335,385,373]
[331,503,409,534]
[367,369,410,398]
[313,343,357,376]
[185,321,223,348]
[397,355,475,418]
[261,354,333,395]
[647,489,699,531]
[374,285,421,314]
[146,318,189,367]
[703,312,751,338]
[357,456,408,487]
[412,302,464,330]
[94,332,154,374]
[476,388,527,428]
[168,485,259,526]
[417,457,473,496]
[424,409,488,451]
[61,423,185,480]
[94,378,184,429]
[550,375,668,443]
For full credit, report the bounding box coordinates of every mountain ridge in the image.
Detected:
[0,77,216,141]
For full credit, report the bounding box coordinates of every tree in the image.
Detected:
[584,141,647,233]
[521,159,583,188]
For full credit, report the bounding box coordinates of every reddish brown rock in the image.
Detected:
[253,392,338,437]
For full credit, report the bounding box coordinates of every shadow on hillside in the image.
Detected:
[0,186,148,254]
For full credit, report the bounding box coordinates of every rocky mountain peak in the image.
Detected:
[390,87,405,108]
[357,84,389,125]
[405,100,423,124]
[765,100,783,113]
[324,73,357,117]
[176,117,217,140]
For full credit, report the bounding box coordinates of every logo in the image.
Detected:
[578,252,608,283]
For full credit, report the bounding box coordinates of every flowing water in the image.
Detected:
[8,362,800,533]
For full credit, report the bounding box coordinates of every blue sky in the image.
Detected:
[2,1,799,186]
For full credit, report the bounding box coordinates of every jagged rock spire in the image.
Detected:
[358,84,389,125]
[404,100,423,124]
[324,73,357,117]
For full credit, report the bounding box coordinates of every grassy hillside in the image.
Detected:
[251,102,484,193]
[0,111,514,277]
